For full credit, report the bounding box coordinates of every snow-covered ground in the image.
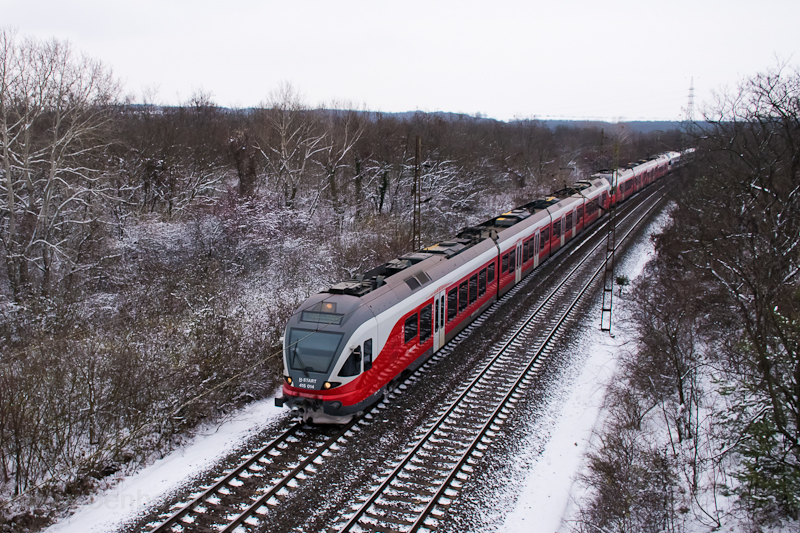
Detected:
[497,327,624,533]
[45,398,287,533]
[496,214,664,533]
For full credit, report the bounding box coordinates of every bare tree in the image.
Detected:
[254,83,326,209]
[687,66,800,509]
[313,105,366,223]
[0,30,119,300]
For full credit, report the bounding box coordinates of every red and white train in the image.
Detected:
[276,151,682,423]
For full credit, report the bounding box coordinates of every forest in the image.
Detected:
[7,30,797,533]
[574,64,800,532]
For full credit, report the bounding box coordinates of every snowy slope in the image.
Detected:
[46,399,287,533]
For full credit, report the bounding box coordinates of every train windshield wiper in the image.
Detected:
[292,346,311,377]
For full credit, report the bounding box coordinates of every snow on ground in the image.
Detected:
[496,212,667,533]
[46,396,287,533]
[496,328,621,533]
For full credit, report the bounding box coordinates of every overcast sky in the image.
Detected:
[3,0,799,122]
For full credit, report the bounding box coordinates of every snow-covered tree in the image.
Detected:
[0,30,119,300]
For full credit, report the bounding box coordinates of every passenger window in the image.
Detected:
[404,313,418,343]
[364,339,373,371]
[339,346,362,377]
[469,274,478,305]
[509,249,516,274]
[553,220,561,237]
[523,239,529,262]
[419,305,432,344]
[501,253,509,273]
[479,269,486,296]
[541,228,550,248]
[488,263,495,283]
[434,299,439,332]
[447,288,458,322]
[459,281,468,312]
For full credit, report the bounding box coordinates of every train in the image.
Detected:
[275,151,683,423]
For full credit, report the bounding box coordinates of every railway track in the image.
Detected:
[328,183,671,533]
[146,420,359,532]
[140,180,671,533]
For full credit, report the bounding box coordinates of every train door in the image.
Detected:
[569,211,576,240]
[433,288,446,350]
[515,241,523,283]
[533,231,540,268]
[550,219,558,253]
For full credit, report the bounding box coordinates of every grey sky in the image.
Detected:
[3,0,799,121]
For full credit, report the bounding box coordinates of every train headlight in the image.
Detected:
[285,376,292,385]
[323,381,341,389]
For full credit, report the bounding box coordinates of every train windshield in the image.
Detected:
[287,328,344,374]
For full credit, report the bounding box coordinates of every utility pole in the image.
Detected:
[412,135,422,250]
[600,141,620,333]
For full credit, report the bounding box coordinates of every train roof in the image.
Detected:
[317,148,687,301]
[322,178,609,299]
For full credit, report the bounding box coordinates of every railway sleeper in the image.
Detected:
[180,524,217,533]
[420,444,465,460]
[393,475,449,493]
[372,497,429,515]
[382,489,430,505]
[356,520,408,533]
[364,507,417,527]
[407,459,457,475]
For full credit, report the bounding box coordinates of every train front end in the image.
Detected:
[275,292,380,424]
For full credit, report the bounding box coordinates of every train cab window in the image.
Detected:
[508,249,516,274]
[404,313,418,343]
[339,346,362,377]
[469,274,478,305]
[419,305,432,344]
[541,227,550,248]
[459,281,468,313]
[501,253,509,273]
[287,329,344,374]
[364,339,373,371]
[479,269,486,296]
[447,288,458,322]
[488,263,495,283]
